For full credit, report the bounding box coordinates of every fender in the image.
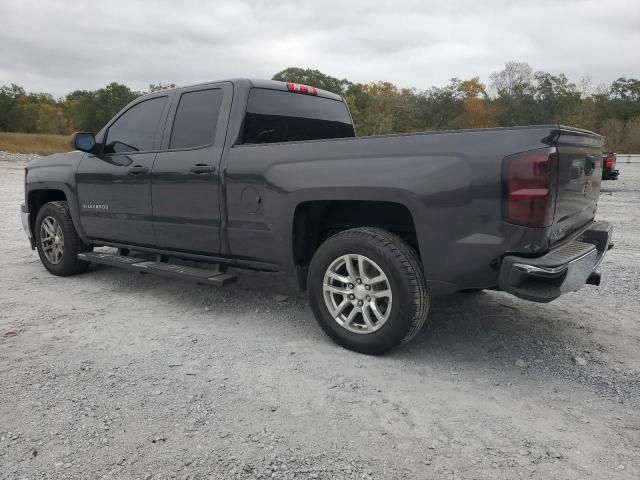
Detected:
[25,151,91,245]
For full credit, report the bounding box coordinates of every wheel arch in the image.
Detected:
[26,184,90,244]
[291,199,420,289]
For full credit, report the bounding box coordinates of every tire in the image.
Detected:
[308,227,430,355]
[35,201,91,276]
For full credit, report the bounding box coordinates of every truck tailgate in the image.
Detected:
[551,127,604,243]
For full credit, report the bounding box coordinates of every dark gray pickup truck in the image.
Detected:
[21,79,613,354]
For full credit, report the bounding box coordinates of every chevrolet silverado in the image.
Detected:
[21,79,613,354]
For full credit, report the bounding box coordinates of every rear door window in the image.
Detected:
[104,96,167,154]
[241,88,355,144]
[169,89,224,149]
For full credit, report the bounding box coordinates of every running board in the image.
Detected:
[78,251,237,286]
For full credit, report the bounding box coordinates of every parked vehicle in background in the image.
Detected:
[602,152,620,180]
[21,79,613,354]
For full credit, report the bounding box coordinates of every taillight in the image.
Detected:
[605,156,615,169]
[502,149,557,227]
[287,82,318,96]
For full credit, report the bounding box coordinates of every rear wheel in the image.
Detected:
[308,227,430,354]
[35,201,90,276]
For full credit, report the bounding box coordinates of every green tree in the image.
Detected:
[599,118,626,151]
[15,93,57,132]
[421,79,465,129]
[272,67,351,95]
[0,84,25,131]
[533,72,581,123]
[36,104,67,134]
[63,83,140,133]
[622,117,640,152]
[64,90,97,132]
[608,77,640,122]
[345,82,402,135]
[449,78,498,129]
[93,83,140,132]
[490,62,536,126]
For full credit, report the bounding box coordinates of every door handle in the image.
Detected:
[128,165,148,175]
[190,164,216,174]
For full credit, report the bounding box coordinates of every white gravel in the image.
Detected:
[1,154,639,479]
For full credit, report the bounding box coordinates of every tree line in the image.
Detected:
[1,62,639,152]
[0,82,174,136]
[273,63,640,152]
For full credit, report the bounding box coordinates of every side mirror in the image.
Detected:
[70,132,96,153]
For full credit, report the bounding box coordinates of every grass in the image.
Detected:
[0,132,71,156]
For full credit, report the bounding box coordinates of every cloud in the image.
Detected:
[0,0,638,96]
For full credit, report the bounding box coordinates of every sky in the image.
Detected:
[1,0,638,97]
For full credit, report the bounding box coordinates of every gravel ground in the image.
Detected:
[1,151,639,480]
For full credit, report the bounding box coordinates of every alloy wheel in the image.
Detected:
[322,254,392,334]
[40,216,64,264]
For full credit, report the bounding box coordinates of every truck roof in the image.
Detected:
[143,78,344,102]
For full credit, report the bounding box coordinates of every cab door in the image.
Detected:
[76,94,171,246]
[151,83,232,254]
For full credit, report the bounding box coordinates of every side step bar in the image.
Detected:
[78,251,237,286]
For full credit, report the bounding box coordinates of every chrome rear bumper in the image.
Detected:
[499,221,612,303]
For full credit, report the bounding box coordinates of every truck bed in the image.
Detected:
[225,124,603,294]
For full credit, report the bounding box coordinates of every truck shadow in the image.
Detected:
[408,291,566,359]
[85,264,635,403]
[235,269,585,367]
[94,264,587,367]
[238,269,613,385]
[92,263,583,358]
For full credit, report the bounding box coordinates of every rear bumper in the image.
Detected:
[603,169,619,180]
[498,221,612,303]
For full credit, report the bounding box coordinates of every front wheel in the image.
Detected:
[35,201,90,276]
[308,227,430,354]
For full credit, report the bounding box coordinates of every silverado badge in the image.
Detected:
[82,203,110,210]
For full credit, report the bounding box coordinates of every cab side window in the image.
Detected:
[169,89,223,150]
[104,97,167,154]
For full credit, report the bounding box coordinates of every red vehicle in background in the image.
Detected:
[602,152,619,180]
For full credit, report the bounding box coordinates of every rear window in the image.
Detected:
[170,89,223,149]
[241,88,355,145]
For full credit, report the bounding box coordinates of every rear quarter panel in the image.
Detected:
[223,126,559,293]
